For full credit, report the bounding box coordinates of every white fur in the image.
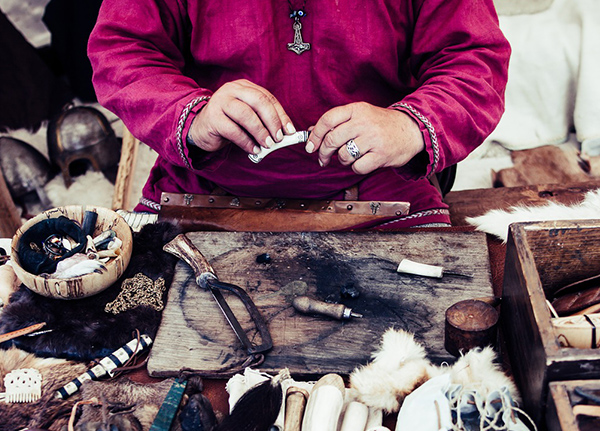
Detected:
[466,188,600,242]
[349,329,521,413]
[369,328,429,369]
[45,170,115,209]
[446,347,520,403]
[349,329,437,413]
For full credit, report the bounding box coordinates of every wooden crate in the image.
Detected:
[547,380,600,431]
[502,220,600,427]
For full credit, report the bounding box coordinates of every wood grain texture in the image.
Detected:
[111,126,139,211]
[147,231,493,377]
[0,165,21,237]
[547,380,600,431]
[502,220,600,427]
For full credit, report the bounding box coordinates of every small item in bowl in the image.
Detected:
[54,254,107,279]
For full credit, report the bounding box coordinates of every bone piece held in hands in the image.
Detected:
[248,131,309,163]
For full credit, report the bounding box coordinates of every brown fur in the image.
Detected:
[0,347,88,431]
[74,377,175,430]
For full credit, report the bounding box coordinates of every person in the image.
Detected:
[88,0,510,228]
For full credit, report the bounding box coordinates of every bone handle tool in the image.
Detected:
[396,258,472,279]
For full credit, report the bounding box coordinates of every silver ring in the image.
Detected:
[345,140,361,159]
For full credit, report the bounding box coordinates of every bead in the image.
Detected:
[340,282,360,299]
[256,253,272,264]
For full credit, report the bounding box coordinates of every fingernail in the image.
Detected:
[276,129,283,142]
[286,123,296,134]
[265,136,274,148]
[318,159,324,167]
[253,146,261,154]
[305,141,315,153]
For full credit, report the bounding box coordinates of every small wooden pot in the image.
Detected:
[10,205,133,299]
[444,299,499,356]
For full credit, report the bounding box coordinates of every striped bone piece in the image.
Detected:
[55,334,153,399]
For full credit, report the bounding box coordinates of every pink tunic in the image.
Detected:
[88,0,510,227]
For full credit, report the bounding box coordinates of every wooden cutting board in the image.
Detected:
[147,231,493,377]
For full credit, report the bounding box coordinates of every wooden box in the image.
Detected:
[502,220,600,427]
[547,380,600,431]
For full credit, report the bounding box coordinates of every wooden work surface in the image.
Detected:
[147,230,494,378]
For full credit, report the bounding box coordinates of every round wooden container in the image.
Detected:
[444,299,499,356]
[10,206,133,299]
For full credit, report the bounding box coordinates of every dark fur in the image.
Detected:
[216,380,282,431]
[0,222,182,361]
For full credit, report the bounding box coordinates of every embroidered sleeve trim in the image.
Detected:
[391,102,439,175]
[139,197,162,212]
[176,95,211,169]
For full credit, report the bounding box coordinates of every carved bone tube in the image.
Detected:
[340,401,369,431]
[365,407,383,429]
[301,374,345,431]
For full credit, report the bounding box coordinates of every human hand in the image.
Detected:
[306,102,425,175]
[187,79,296,154]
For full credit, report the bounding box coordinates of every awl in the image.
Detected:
[292,295,363,320]
[396,258,472,279]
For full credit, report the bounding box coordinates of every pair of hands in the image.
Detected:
[187,79,425,174]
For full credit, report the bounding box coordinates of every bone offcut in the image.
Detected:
[292,296,362,320]
[248,131,310,163]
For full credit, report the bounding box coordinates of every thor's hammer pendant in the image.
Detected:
[287,18,311,55]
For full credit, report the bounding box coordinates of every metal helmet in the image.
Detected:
[47,105,121,186]
[0,136,53,208]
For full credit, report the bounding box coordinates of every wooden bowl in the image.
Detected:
[10,206,133,299]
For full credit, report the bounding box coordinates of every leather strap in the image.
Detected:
[158,192,410,232]
[0,322,46,343]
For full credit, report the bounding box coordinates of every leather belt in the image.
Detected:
[157,192,410,232]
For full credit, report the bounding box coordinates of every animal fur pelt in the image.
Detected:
[466,188,600,242]
[0,222,182,361]
[74,376,175,431]
[348,329,439,413]
[216,370,288,431]
[0,346,88,431]
[349,328,519,414]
